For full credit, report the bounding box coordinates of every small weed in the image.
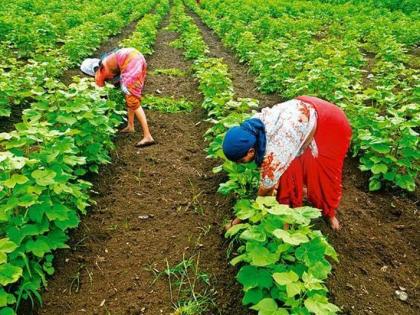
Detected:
[142,95,194,113]
[159,253,216,315]
[150,68,188,77]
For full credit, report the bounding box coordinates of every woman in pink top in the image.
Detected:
[81,48,154,147]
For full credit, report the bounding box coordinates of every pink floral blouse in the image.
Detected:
[253,99,318,189]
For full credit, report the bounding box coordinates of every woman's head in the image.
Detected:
[222,118,266,165]
[222,126,256,163]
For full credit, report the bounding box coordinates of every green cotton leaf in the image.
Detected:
[395,174,415,192]
[240,226,267,242]
[0,287,16,307]
[0,307,16,315]
[272,229,309,246]
[25,238,51,258]
[286,282,303,298]
[370,143,390,154]
[237,265,273,290]
[0,238,18,264]
[371,163,388,174]
[55,210,80,231]
[225,223,250,238]
[304,294,340,315]
[265,204,292,216]
[31,169,57,186]
[234,199,256,220]
[46,229,69,250]
[45,204,70,221]
[28,203,46,223]
[273,271,299,285]
[242,287,264,305]
[0,263,22,286]
[230,254,247,266]
[56,115,77,125]
[302,272,324,291]
[247,242,279,266]
[296,206,322,220]
[3,174,29,188]
[368,179,381,191]
[251,298,278,312]
[308,259,332,280]
[295,238,326,266]
[255,196,279,208]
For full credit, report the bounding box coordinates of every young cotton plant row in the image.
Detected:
[186,0,418,192]
[0,2,170,312]
[121,0,170,55]
[0,0,159,118]
[170,2,340,314]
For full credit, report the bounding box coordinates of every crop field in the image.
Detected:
[0,0,418,314]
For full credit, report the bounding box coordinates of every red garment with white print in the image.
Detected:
[276,96,352,218]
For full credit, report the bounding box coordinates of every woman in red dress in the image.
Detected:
[222,96,352,230]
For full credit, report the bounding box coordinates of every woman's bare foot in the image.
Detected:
[120,125,135,133]
[135,136,155,148]
[329,216,341,231]
[224,217,242,231]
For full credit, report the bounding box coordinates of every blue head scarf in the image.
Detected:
[222,118,266,166]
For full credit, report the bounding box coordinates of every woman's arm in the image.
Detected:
[258,185,275,196]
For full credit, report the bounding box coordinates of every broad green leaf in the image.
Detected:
[0,264,22,286]
[235,199,256,220]
[371,163,388,174]
[272,229,309,245]
[368,179,381,191]
[251,298,277,312]
[302,272,324,290]
[31,169,57,186]
[0,238,17,264]
[286,282,303,297]
[308,259,332,280]
[0,287,16,307]
[240,226,267,242]
[0,307,16,315]
[3,174,29,188]
[225,223,250,238]
[237,265,273,290]
[247,242,279,266]
[45,204,70,221]
[273,271,299,285]
[295,238,325,266]
[370,143,390,154]
[25,238,51,257]
[242,287,264,305]
[255,196,279,208]
[304,294,340,315]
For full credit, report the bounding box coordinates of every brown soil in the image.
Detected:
[36,13,248,315]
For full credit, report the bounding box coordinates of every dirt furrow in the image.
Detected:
[37,12,247,315]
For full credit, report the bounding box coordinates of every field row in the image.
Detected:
[0,1,170,313]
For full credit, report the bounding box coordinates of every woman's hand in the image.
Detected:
[258,186,275,196]
[329,216,341,230]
